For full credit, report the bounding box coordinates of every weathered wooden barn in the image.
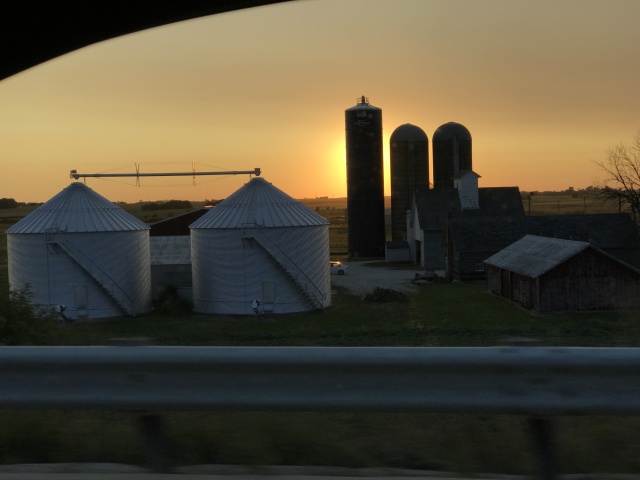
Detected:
[484,235,640,312]
[446,213,640,281]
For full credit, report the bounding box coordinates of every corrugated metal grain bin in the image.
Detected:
[190,177,331,315]
[6,182,151,319]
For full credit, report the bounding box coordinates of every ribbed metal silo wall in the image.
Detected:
[345,100,385,257]
[192,225,330,315]
[390,134,429,242]
[7,233,122,319]
[7,231,151,319]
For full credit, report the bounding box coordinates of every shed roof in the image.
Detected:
[484,235,592,278]
[6,182,148,234]
[190,177,329,229]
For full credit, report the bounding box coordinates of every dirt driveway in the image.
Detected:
[329,261,428,297]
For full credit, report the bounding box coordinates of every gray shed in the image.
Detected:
[484,235,640,312]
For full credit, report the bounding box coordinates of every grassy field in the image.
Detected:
[1,193,639,474]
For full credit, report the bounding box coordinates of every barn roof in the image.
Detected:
[477,187,525,216]
[414,187,460,231]
[414,186,524,231]
[190,177,329,229]
[448,213,640,253]
[149,207,209,236]
[484,235,591,277]
[7,182,148,234]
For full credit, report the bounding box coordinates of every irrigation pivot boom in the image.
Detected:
[70,166,261,181]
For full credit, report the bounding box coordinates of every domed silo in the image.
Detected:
[390,123,429,241]
[190,177,331,315]
[6,182,151,320]
[345,95,385,257]
[432,122,472,189]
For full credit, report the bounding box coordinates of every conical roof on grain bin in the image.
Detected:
[7,182,147,234]
[190,177,329,229]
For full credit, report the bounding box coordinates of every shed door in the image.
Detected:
[500,270,511,298]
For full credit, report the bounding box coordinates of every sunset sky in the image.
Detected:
[0,0,638,203]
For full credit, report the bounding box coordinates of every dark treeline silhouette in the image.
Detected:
[0,198,43,209]
[521,186,602,197]
[140,200,192,211]
[0,198,18,209]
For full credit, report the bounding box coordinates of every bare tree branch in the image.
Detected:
[594,130,640,220]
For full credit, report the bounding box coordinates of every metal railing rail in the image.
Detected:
[2,345,640,478]
[1,345,640,414]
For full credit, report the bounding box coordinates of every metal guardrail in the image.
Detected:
[2,345,639,478]
[1,345,640,414]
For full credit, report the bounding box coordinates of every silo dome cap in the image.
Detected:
[433,122,472,141]
[390,124,428,142]
[345,95,381,111]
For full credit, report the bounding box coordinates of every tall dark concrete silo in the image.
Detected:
[345,96,385,257]
[432,122,472,189]
[390,124,429,242]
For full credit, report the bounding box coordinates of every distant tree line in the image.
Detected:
[520,186,602,198]
[0,198,18,209]
[0,198,43,209]
[140,200,193,211]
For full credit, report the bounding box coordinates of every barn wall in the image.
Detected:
[509,272,535,310]
[486,265,501,295]
[486,266,533,309]
[423,231,445,269]
[538,249,640,312]
[455,251,495,281]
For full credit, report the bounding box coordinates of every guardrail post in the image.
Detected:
[528,416,557,480]
[138,413,168,472]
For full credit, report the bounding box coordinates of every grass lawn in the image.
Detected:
[54,281,640,348]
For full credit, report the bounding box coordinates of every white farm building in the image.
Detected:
[6,182,152,319]
[190,177,331,315]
